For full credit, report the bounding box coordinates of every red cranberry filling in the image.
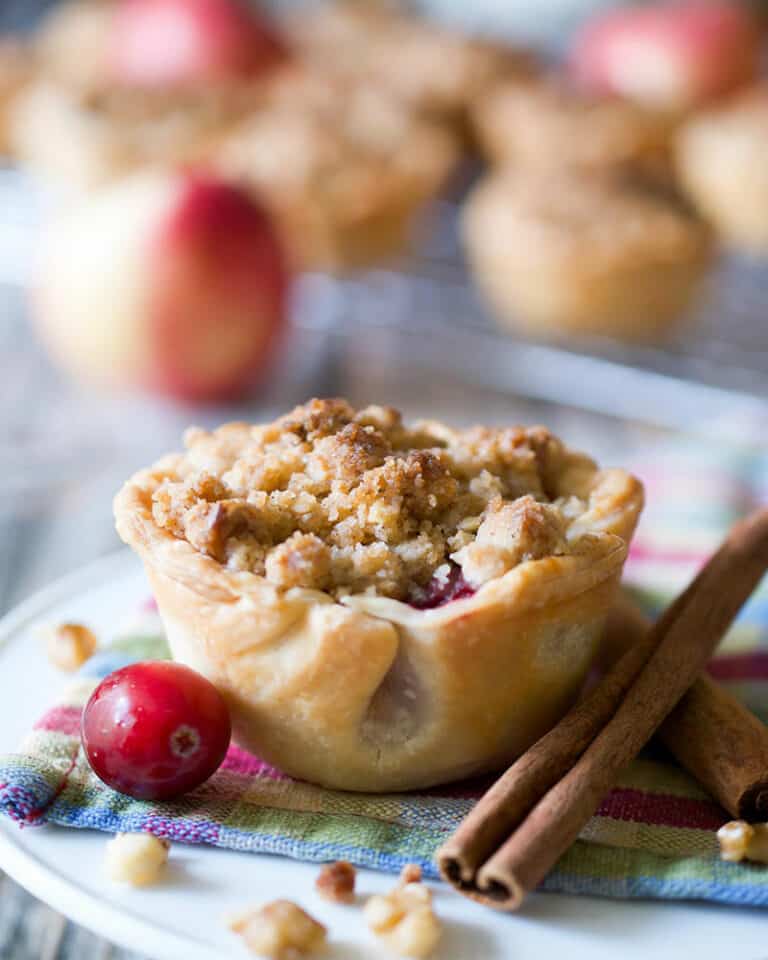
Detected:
[409,564,475,610]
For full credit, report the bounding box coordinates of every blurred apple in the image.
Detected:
[110,0,287,89]
[36,171,290,403]
[570,0,759,111]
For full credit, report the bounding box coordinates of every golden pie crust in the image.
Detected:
[284,2,534,122]
[7,0,289,195]
[676,87,768,255]
[472,76,675,180]
[463,170,712,343]
[0,41,34,156]
[11,58,458,269]
[115,400,643,792]
[32,0,113,93]
[210,67,460,270]
[9,79,253,197]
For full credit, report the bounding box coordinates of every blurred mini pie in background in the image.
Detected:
[0,41,33,156]
[283,0,538,127]
[471,76,676,182]
[676,87,768,257]
[29,0,114,93]
[0,0,762,362]
[210,67,461,271]
[9,80,261,198]
[8,0,289,200]
[7,0,461,269]
[115,398,643,792]
[463,170,712,343]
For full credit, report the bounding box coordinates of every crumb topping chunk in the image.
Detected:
[150,398,600,601]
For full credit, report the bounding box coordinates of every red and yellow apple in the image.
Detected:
[110,0,287,89]
[570,0,759,111]
[36,171,290,403]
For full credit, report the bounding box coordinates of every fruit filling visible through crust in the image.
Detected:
[151,398,600,603]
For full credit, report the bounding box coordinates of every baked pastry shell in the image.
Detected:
[115,464,642,792]
[463,174,712,343]
[676,95,768,255]
[471,78,676,182]
[211,112,460,272]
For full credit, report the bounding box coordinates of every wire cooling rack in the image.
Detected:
[296,195,768,431]
[2,166,767,432]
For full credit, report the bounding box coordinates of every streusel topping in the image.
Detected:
[150,399,599,601]
[284,3,533,116]
[474,77,674,175]
[212,67,458,209]
[468,172,711,267]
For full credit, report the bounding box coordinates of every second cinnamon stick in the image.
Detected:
[607,596,768,821]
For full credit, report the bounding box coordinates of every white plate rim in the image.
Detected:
[0,549,223,960]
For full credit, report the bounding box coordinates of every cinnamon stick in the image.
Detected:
[437,591,685,888]
[437,508,768,910]
[607,596,768,820]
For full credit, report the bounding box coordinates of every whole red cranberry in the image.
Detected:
[81,661,231,800]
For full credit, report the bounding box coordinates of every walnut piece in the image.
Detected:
[45,622,97,671]
[229,900,327,959]
[265,533,332,591]
[718,820,768,863]
[315,860,356,903]
[364,882,441,958]
[105,833,170,886]
[453,495,567,586]
[151,398,594,600]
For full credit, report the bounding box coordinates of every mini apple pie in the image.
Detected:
[115,399,643,792]
[0,41,34,156]
[211,68,460,270]
[284,1,535,124]
[463,170,712,342]
[32,0,114,93]
[9,0,287,200]
[676,87,768,256]
[9,79,253,198]
[472,76,675,180]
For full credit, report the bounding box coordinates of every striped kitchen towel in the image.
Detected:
[2,432,768,906]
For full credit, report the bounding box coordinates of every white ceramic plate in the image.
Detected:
[1,552,767,960]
